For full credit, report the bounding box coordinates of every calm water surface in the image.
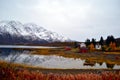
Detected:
[0,47,120,69]
[0,45,59,49]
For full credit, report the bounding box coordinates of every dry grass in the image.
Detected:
[0,60,45,70]
[104,52,120,54]
[0,60,120,80]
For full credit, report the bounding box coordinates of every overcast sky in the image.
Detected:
[0,0,120,41]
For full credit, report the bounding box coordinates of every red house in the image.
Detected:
[79,43,88,53]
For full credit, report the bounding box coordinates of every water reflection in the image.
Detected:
[84,59,116,69]
[99,62,103,66]
[84,60,95,66]
[106,63,115,69]
[0,48,120,69]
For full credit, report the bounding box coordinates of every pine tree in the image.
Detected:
[91,38,96,46]
[99,36,104,45]
[85,38,90,47]
[106,36,111,46]
[106,35,116,46]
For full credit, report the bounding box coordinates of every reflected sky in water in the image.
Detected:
[0,48,120,69]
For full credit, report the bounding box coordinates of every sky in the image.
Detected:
[0,0,120,41]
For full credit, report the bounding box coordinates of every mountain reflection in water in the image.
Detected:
[0,48,120,69]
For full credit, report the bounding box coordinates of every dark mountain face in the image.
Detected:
[0,21,70,45]
[0,32,48,45]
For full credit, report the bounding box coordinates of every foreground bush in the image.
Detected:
[0,61,120,80]
[0,67,120,80]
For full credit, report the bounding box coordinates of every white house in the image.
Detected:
[80,43,86,48]
[95,44,101,50]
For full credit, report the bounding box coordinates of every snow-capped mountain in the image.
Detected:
[0,21,70,44]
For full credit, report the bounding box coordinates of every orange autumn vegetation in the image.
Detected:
[89,43,95,52]
[0,61,120,80]
[109,42,116,50]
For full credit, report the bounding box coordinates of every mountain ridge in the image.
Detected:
[0,21,70,45]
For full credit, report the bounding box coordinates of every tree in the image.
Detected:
[89,43,95,52]
[74,42,78,48]
[91,38,96,46]
[110,35,115,42]
[112,42,116,50]
[85,38,91,47]
[99,36,104,46]
[106,36,111,46]
[106,35,116,46]
[109,42,116,50]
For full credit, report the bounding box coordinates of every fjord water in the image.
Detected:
[0,47,120,69]
[0,45,58,49]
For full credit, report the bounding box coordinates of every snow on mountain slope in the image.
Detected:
[0,21,70,43]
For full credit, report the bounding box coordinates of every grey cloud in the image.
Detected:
[0,0,120,41]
